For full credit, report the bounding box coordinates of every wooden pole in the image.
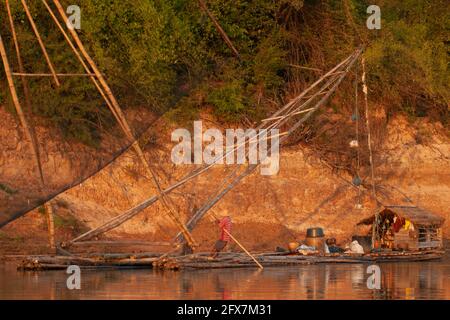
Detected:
[5,0,32,111]
[0,34,46,187]
[4,5,56,251]
[20,0,60,87]
[197,0,241,60]
[210,213,263,269]
[361,57,377,201]
[4,0,45,185]
[361,56,380,247]
[12,72,97,77]
[52,0,196,247]
[45,202,56,253]
[40,0,122,127]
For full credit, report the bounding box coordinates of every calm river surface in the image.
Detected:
[1,254,449,300]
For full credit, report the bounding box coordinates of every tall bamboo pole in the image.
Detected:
[45,202,56,252]
[5,0,32,111]
[4,3,56,252]
[198,0,241,60]
[0,34,45,188]
[361,57,380,248]
[40,0,120,124]
[20,0,60,87]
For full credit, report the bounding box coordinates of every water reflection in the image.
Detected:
[0,257,448,299]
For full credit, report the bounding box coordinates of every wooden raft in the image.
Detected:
[15,249,445,271]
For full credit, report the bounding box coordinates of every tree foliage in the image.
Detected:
[0,0,448,147]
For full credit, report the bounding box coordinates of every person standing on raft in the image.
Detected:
[210,216,232,259]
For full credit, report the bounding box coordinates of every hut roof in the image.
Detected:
[357,205,445,226]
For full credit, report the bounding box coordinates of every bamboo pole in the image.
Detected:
[4,5,57,251]
[45,202,56,253]
[5,0,32,111]
[12,72,97,77]
[20,0,60,87]
[4,0,45,185]
[261,108,315,122]
[361,57,380,247]
[52,0,196,247]
[361,57,377,201]
[41,0,122,128]
[198,0,240,60]
[0,34,46,187]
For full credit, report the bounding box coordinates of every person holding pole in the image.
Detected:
[209,215,232,259]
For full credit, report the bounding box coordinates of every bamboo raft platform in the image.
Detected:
[15,249,445,271]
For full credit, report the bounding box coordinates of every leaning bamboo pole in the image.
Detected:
[0,34,46,190]
[198,0,240,60]
[361,57,377,201]
[20,0,60,87]
[40,0,123,128]
[4,0,45,185]
[5,0,32,111]
[51,0,196,247]
[4,3,57,252]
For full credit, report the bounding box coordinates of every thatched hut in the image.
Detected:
[357,205,445,251]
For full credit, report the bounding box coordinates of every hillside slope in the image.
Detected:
[1,107,448,254]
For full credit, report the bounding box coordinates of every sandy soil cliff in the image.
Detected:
[0,107,448,254]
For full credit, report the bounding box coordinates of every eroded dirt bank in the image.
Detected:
[0,108,449,255]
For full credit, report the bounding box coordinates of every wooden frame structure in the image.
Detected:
[67,48,366,249]
[1,1,386,265]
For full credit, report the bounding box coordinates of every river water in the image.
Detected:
[1,254,449,300]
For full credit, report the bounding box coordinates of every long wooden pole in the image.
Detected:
[0,34,46,188]
[361,57,377,200]
[20,0,60,87]
[40,0,121,124]
[45,202,56,252]
[198,0,240,60]
[5,0,32,111]
[12,72,97,77]
[51,0,196,247]
[4,3,57,252]
[361,57,380,248]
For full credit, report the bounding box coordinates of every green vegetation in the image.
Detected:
[0,0,448,147]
